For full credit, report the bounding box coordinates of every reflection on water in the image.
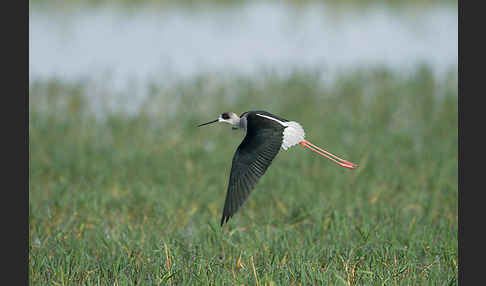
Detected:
[29,2,457,90]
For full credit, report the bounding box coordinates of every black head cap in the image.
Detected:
[221,112,231,120]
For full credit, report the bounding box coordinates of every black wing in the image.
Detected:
[221,126,283,225]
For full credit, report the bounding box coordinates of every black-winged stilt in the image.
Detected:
[198,110,357,226]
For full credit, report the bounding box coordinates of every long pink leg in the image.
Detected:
[299,140,357,169]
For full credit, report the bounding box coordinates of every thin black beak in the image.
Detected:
[197,119,219,127]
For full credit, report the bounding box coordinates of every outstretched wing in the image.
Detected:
[221,127,283,225]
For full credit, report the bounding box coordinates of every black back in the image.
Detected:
[221,111,287,225]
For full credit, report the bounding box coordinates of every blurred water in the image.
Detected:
[29,2,457,91]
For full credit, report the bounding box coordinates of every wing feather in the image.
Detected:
[220,127,283,225]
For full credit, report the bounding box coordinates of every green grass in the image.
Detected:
[29,66,458,285]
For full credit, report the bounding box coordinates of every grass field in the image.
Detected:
[29,67,458,285]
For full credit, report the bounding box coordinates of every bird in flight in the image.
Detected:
[198,110,357,226]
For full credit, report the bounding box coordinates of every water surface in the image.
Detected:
[29,2,457,91]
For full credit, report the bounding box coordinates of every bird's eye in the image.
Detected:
[222,113,230,120]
